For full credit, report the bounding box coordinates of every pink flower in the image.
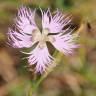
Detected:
[8,6,79,73]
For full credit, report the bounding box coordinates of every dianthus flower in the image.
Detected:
[8,6,79,73]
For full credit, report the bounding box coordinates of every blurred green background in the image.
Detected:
[0,0,96,96]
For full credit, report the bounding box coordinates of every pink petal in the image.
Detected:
[41,8,51,29]
[50,33,79,55]
[28,44,54,73]
[15,6,38,34]
[8,28,36,48]
[42,9,71,33]
[8,6,41,48]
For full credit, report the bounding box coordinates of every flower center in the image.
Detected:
[40,29,49,42]
[38,29,49,48]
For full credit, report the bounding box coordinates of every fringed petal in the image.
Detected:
[15,6,38,34]
[28,44,54,73]
[8,28,34,48]
[50,32,79,55]
[42,9,71,34]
